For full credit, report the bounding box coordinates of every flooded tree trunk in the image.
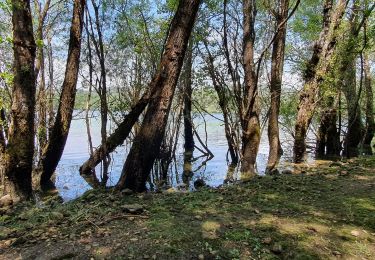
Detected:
[241,0,260,177]
[266,0,289,174]
[79,92,150,177]
[342,59,363,158]
[293,0,347,163]
[1,0,36,201]
[183,40,195,153]
[315,96,340,158]
[38,0,86,190]
[363,53,374,155]
[116,0,201,192]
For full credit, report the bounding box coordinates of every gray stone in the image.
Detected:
[121,204,144,214]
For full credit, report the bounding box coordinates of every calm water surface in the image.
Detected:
[55,113,308,200]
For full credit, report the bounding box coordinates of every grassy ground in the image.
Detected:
[1,157,375,259]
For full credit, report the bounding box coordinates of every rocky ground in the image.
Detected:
[1,157,375,259]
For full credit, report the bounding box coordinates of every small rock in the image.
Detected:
[63,185,69,190]
[127,217,135,221]
[271,244,283,254]
[143,255,150,259]
[198,254,205,260]
[329,161,342,167]
[164,188,177,194]
[340,170,348,176]
[194,215,203,221]
[262,237,272,245]
[122,204,144,214]
[121,188,133,196]
[254,209,260,214]
[333,251,342,256]
[0,195,13,207]
[130,238,138,242]
[281,169,293,175]
[50,211,64,220]
[350,230,360,237]
[176,183,187,190]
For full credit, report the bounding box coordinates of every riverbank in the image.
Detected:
[1,157,375,259]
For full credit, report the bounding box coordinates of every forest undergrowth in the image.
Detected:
[1,157,375,259]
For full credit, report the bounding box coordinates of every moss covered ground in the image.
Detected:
[1,157,375,259]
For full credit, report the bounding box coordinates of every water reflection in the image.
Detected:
[55,113,312,201]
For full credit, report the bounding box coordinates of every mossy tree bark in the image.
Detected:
[116,0,201,192]
[38,0,86,190]
[363,53,375,154]
[293,0,347,163]
[1,0,36,201]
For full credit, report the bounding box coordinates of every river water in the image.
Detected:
[55,113,309,200]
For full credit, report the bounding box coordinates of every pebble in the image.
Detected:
[0,195,13,207]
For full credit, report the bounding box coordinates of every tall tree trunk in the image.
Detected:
[183,40,195,153]
[241,0,260,177]
[1,0,36,201]
[90,0,110,185]
[266,0,289,174]
[293,0,347,163]
[363,53,374,154]
[342,59,363,157]
[38,0,86,189]
[34,0,51,162]
[116,0,201,192]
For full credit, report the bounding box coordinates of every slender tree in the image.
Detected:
[117,0,202,192]
[363,52,374,154]
[241,0,260,177]
[38,0,86,189]
[1,0,36,201]
[266,0,289,174]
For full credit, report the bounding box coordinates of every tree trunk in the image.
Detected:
[266,0,289,174]
[293,0,347,163]
[1,0,36,201]
[38,0,86,189]
[90,0,110,185]
[203,40,238,164]
[315,96,340,158]
[363,53,374,154]
[34,0,51,161]
[241,0,260,178]
[116,0,201,192]
[342,59,363,157]
[183,40,195,153]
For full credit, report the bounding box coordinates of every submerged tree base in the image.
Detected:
[1,157,375,259]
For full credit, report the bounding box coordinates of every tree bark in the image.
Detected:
[293,0,347,163]
[266,0,289,174]
[1,0,36,201]
[38,0,86,189]
[315,96,340,158]
[183,40,195,153]
[342,59,363,157]
[90,0,110,185]
[363,53,374,154]
[241,0,260,177]
[116,0,201,192]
